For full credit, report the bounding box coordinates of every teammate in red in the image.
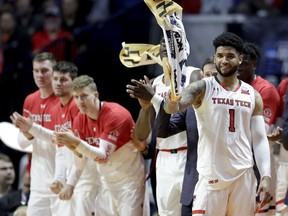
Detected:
[278,78,288,117]
[11,52,60,216]
[237,42,280,131]
[237,42,280,215]
[53,75,145,215]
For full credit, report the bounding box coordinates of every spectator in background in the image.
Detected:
[0,10,33,122]
[0,168,30,216]
[174,0,201,14]
[32,5,76,61]
[60,0,86,32]
[86,0,110,24]
[201,56,217,77]
[15,0,43,36]
[0,153,15,198]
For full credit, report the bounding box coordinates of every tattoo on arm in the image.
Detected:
[181,80,206,108]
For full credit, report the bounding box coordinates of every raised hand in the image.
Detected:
[53,130,80,151]
[126,75,155,109]
[10,110,33,132]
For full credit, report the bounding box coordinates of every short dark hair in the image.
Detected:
[242,42,261,62]
[53,61,78,80]
[213,32,243,53]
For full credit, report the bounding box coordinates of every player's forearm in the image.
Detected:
[252,115,271,178]
[54,147,67,184]
[18,132,35,149]
[66,164,83,186]
[29,123,53,143]
[135,107,154,141]
[75,140,107,161]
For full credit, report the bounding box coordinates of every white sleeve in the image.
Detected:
[75,139,116,161]
[54,146,66,184]
[66,163,83,187]
[252,115,271,179]
[28,123,53,143]
[18,132,35,149]
[151,94,164,114]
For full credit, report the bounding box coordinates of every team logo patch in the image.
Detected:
[208,179,218,184]
[241,88,250,95]
[108,130,119,142]
[263,108,272,117]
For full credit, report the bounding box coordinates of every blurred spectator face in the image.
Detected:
[203,63,217,77]
[0,11,16,35]
[15,0,31,16]
[62,0,79,16]
[0,159,15,187]
[21,170,30,194]
[44,6,61,32]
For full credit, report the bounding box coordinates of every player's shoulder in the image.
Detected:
[24,90,40,102]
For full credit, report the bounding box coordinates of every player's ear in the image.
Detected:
[94,91,99,98]
[239,54,243,65]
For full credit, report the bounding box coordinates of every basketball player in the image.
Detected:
[11,52,59,215]
[11,61,98,216]
[53,75,145,215]
[163,32,271,215]
[237,42,280,215]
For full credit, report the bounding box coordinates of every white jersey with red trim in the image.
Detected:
[195,76,256,190]
[153,66,198,149]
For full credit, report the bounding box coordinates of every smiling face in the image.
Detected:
[214,46,242,78]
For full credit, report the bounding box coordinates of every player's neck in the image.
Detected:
[218,76,239,91]
[60,95,73,107]
[39,87,54,99]
[87,99,102,120]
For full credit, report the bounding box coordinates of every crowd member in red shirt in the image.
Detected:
[31,5,76,61]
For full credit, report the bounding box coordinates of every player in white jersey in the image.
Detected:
[137,36,202,215]
[163,32,271,215]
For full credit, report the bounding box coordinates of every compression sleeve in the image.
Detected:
[28,123,53,143]
[151,94,164,114]
[252,115,271,179]
[18,132,35,149]
[66,163,83,187]
[75,139,116,161]
[54,146,66,184]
